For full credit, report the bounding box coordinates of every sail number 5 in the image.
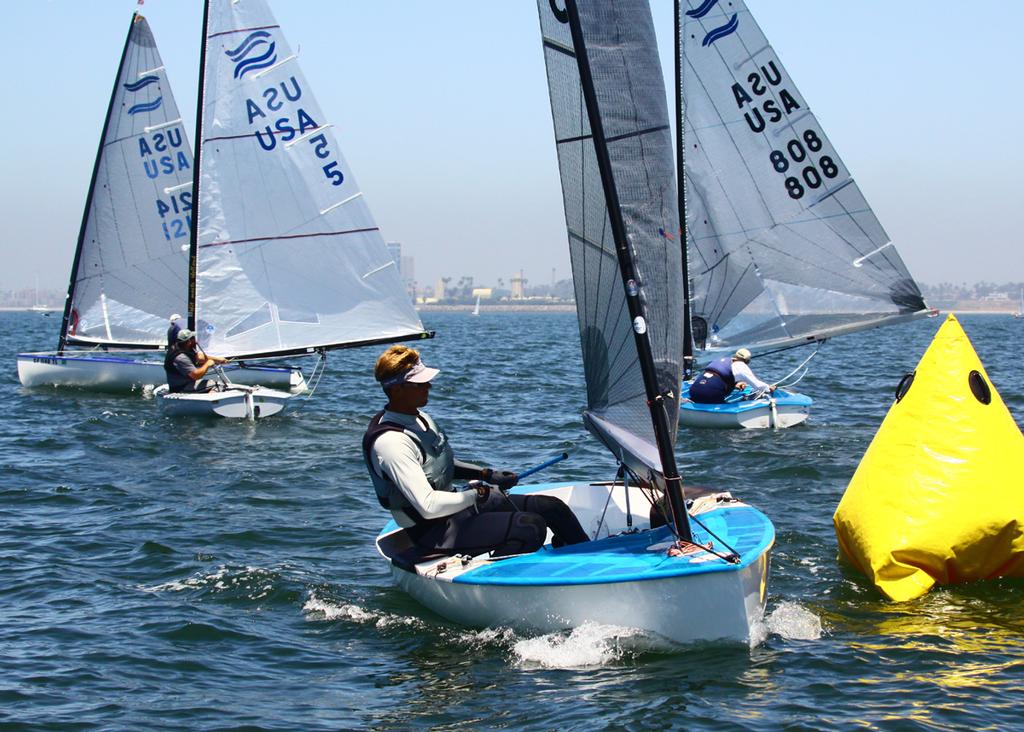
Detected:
[309,133,344,186]
[768,130,838,200]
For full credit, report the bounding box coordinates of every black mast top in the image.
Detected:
[187,2,212,333]
[674,0,694,379]
[58,13,140,352]
[564,0,692,542]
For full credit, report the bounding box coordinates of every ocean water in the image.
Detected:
[3,310,1023,731]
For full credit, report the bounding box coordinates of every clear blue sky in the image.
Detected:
[2,1,1021,293]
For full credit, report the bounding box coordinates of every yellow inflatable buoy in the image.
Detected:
[834,314,1024,601]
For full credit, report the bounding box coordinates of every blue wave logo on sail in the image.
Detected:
[701,14,738,47]
[128,97,163,115]
[686,0,739,47]
[225,30,277,79]
[123,75,160,93]
[686,0,719,19]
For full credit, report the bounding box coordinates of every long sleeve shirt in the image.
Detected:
[369,410,476,528]
[731,360,771,390]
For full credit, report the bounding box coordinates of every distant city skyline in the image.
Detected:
[1,2,1021,291]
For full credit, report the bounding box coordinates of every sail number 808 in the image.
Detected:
[769,130,838,200]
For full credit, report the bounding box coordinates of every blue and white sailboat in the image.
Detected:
[376,0,773,646]
[16,13,303,393]
[156,0,431,418]
[676,0,931,428]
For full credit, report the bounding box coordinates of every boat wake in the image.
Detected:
[510,622,658,669]
[140,564,286,603]
[764,601,823,641]
[302,592,427,631]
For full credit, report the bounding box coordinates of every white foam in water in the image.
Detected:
[140,566,230,593]
[303,592,426,630]
[511,621,651,669]
[766,601,823,640]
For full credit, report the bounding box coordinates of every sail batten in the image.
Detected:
[191,0,426,360]
[679,0,927,352]
[59,14,192,351]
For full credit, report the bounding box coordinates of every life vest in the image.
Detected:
[362,410,456,525]
[704,356,736,387]
[164,345,199,393]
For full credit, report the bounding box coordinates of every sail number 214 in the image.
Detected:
[769,130,838,200]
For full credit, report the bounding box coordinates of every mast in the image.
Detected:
[187,1,211,333]
[565,0,691,541]
[59,13,140,352]
[674,0,693,379]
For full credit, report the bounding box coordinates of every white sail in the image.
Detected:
[679,0,928,352]
[63,14,192,349]
[192,0,426,359]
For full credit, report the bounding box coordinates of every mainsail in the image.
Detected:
[191,0,427,359]
[537,0,685,485]
[679,0,928,352]
[60,14,193,350]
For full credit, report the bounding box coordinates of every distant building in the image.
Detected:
[386,241,416,301]
[510,270,526,300]
[471,288,493,299]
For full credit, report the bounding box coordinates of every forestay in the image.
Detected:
[192,0,425,359]
[537,0,684,475]
[62,15,192,350]
[679,0,927,352]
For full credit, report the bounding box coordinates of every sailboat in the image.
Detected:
[1015,289,1022,318]
[471,295,481,317]
[156,0,431,419]
[676,0,931,428]
[16,14,302,394]
[374,0,773,646]
[29,276,49,314]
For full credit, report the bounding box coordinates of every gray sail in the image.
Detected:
[679,0,928,352]
[62,15,192,349]
[538,0,684,475]
[191,0,426,359]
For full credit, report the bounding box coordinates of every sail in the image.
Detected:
[192,0,426,359]
[537,0,684,475]
[62,14,192,349]
[679,0,928,352]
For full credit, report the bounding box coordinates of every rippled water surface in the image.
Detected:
[3,311,1023,730]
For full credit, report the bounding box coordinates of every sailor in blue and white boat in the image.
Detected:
[689,348,776,404]
[163,329,228,395]
[363,345,589,558]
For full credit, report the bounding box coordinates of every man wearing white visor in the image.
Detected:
[362,345,588,558]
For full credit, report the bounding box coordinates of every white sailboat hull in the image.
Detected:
[17,352,306,393]
[376,482,773,646]
[154,384,293,419]
[388,546,768,646]
[679,384,812,429]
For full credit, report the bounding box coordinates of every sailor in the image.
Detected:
[163,328,229,394]
[689,347,775,404]
[167,314,184,347]
[363,345,589,558]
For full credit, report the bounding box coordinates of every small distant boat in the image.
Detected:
[471,295,481,317]
[1015,288,1022,318]
[376,0,774,646]
[679,383,811,429]
[158,0,431,418]
[676,0,931,428]
[834,314,1024,601]
[16,13,301,394]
